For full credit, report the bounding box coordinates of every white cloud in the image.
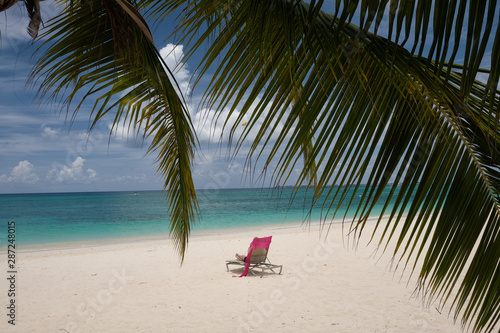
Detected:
[0,160,39,184]
[159,44,191,96]
[87,168,97,179]
[193,107,240,142]
[47,157,97,182]
[192,100,286,145]
[41,126,60,140]
[108,43,193,144]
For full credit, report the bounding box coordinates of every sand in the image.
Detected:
[1,219,467,332]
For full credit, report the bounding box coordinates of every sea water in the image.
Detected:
[0,186,409,247]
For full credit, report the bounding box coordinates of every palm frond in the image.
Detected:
[0,0,41,38]
[142,0,500,331]
[29,0,198,260]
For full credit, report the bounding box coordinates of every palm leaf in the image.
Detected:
[0,0,41,38]
[29,0,198,260]
[142,0,500,331]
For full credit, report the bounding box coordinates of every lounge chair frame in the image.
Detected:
[226,247,283,276]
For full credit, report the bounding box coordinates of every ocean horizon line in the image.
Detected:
[0,183,395,196]
[1,186,408,248]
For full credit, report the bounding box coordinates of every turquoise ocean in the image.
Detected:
[0,186,406,248]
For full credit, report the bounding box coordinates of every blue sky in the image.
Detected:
[0,1,298,194]
[0,1,498,194]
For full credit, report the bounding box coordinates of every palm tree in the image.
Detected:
[3,0,500,331]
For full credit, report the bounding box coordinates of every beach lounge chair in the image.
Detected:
[226,236,283,277]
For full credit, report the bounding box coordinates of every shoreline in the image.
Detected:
[0,216,469,332]
[9,215,390,253]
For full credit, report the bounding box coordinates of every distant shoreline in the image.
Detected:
[1,188,408,251]
[8,215,394,253]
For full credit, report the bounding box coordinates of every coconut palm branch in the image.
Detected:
[0,0,41,37]
[29,0,198,260]
[292,85,318,189]
[140,0,500,331]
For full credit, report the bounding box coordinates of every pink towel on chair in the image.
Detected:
[235,236,273,277]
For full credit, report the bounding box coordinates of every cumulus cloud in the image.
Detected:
[192,100,286,145]
[0,160,39,184]
[189,97,299,188]
[47,157,97,182]
[159,44,191,96]
[104,43,191,145]
[41,126,60,140]
[193,107,244,142]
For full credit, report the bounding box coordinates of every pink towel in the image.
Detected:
[235,236,273,277]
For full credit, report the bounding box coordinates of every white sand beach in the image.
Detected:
[1,219,466,332]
